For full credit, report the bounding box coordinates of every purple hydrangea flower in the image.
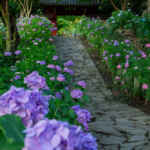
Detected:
[77,81,86,88]
[40,61,46,65]
[24,71,49,90]
[124,39,130,44]
[55,65,61,72]
[55,92,62,99]
[104,39,108,43]
[103,50,107,56]
[114,40,119,46]
[50,77,55,81]
[104,57,108,61]
[38,22,43,26]
[52,56,58,60]
[71,89,83,99]
[64,67,74,75]
[116,53,120,57]
[72,105,91,130]
[23,119,97,150]
[57,74,65,82]
[4,51,12,56]
[88,24,91,29]
[36,61,46,65]
[64,60,74,67]
[65,86,69,90]
[14,75,21,80]
[15,50,22,55]
[47,64,55,69]
[0,86,50,127]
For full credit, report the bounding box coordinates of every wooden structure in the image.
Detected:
[40,0,101,15]
[39,0,101,35]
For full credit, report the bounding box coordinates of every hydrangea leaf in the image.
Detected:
[0,114,25,149]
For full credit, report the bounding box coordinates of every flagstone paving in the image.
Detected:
[53,36,150,150]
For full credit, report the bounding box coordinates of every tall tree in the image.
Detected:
[109,0,129,10]
[0,0,39,52]
[0,0,21,51]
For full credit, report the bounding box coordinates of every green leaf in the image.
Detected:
[0,114,25,150]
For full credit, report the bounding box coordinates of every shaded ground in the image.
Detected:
[53,36,150,150]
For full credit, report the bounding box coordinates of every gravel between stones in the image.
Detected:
[53,36,150,150]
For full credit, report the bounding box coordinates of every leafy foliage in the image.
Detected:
[0,114,25,150]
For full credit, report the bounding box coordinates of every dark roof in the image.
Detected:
[40,0,100,6]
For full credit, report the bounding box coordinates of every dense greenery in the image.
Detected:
[0,115,25,150]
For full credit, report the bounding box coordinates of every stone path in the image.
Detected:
[53,36,150,150]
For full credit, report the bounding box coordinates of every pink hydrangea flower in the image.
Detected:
[47,64,55,69]
[115,76,120,80]
[125,62,129,68]
[142,83,148,90]
[117,64,121,69]
[57,74,65,82]
[50,77,55,81]
[125,55,129,59]
[145,43,150,48]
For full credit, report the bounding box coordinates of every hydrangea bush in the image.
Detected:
[0,85,50,127]
[0,15,97,149]
[23,119,97,150]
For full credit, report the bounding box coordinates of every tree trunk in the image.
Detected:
[109,0,120,10]
[10,15,20,50]
[0,0,20,52]
[0,0,12,51]
[147,0,150,14]
[122,0,128,10]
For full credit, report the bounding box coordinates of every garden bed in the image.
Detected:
[80,36,150,115]
[58,11,150,107]
[0,15,98,149]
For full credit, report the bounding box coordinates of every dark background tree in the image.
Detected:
[99,0,147,15]
[0,0,21,51]
[0,0,39,52]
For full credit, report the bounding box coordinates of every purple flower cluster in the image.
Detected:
[4,51,12,56]
[55,92,62,99]
[4,50,22,56]
[72,105,91,130]
[36,60,46,65]
[23,119,97,150]
[47,64,55,69]
[52,55,58,60]
[24,71,49,90]
[77,81,86,88]
[64,67,74,75]
[71,89,83,99]
[64,60,74,67]
[15,50,22,55]
[0,86,50,127]
[57,74,65,82]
